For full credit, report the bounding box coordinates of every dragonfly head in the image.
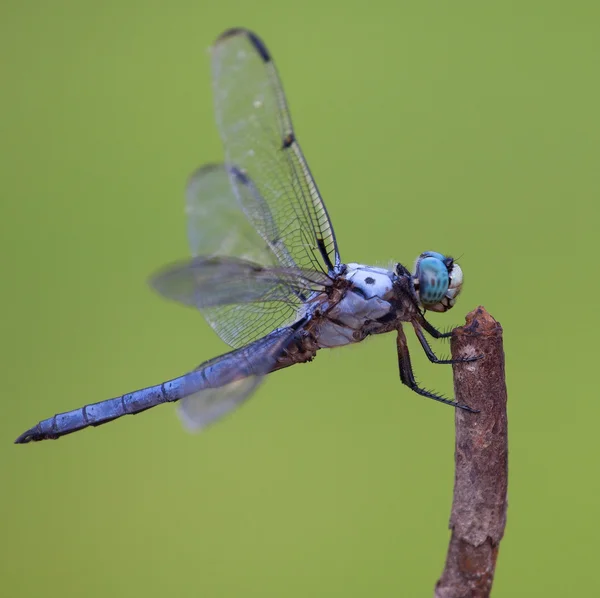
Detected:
[412,251,463,313]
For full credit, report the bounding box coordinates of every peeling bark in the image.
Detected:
[435,307,508,598]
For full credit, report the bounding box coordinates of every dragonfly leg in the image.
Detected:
[416,313,453,339]
[411,322,481,365]
[396,326,478,412]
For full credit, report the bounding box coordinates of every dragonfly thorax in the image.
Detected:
[315,264,399,348]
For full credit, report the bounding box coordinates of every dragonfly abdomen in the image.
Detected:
[14,372,205,443]
[15,327,300,443]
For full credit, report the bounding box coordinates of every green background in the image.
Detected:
[2,2,598,596]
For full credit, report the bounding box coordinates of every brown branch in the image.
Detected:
[434,307,508,598]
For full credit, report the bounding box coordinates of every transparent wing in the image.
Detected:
[177,164,329,348]
[179,378,262,431]
[178,322,298,431]
[186,163,279,266]
[211,28,341,275]
[152,256,330,309]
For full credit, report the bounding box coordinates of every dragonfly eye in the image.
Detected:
[413,252,463,312]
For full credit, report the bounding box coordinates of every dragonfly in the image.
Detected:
[15,28,478,444]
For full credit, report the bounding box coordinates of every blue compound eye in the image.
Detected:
[415,255,449,306]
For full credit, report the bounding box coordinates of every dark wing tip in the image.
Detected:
[227,165,250,185]
[214,28,271,62]
[187,163,224,182]
[188,163,251,183]
[191,163,222,175]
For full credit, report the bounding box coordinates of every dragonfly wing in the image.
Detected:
[152,256,330,308]
[158,164,328,348]
[186,163,280,266]
[151,255,329,349]
[211,28,341,275]
[178,322,298,431]
[178,378,262,431]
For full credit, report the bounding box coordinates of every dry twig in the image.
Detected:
[435,307,508,598]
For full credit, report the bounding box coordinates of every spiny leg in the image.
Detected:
[415,312,453,339]
[412,322,481,365]
[396,326,478,413]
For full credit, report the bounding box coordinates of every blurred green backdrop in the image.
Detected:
[2,1,598,596]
